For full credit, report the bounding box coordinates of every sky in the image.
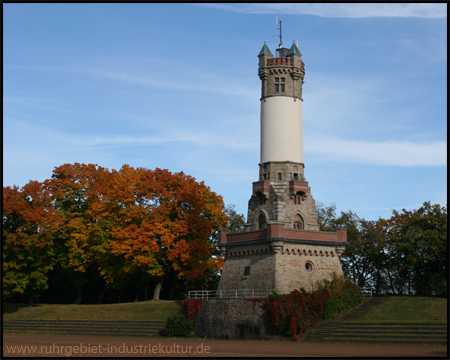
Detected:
[3,3,447,222]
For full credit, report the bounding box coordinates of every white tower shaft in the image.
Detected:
[260,96,303,164]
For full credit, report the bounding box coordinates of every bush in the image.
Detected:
[316,273,364,320]
[164,313,194,337]
[180,299,201,323]
[264,289,330,341]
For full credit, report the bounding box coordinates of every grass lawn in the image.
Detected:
[3,300,180,322]
[353,296,447,323]
[3,296,447,323]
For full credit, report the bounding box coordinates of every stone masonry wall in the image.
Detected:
[195,299,269,339]
[275,244,344,294]
[217,249,275,291]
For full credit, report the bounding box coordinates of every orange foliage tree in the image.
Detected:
[48,163,113,304]
[104,166,228,299]
[46,163,228,301]
[3,181,62,304]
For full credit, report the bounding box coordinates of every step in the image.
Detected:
[3,320,166,337]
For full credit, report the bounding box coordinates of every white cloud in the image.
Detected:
[305,137,447,166]
[199,3,447,18]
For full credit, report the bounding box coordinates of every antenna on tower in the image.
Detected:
[273,16,283,49]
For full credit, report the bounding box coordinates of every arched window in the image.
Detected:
[293,214,304,230]
[258,213,267,229]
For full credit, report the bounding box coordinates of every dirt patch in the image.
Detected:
[3,333,447,358]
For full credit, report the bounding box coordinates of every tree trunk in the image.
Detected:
[135,287,141,302]
[153,279,163,300]
[97,285,106,304]
[144,283,149,301]
[75,284,83,304]
[27,294,34,307]
[168,281,175,300]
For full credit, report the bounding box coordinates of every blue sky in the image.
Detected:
[3,3,447,222]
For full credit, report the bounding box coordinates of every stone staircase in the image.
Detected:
[303,297,447,345]
[3,320,166,337]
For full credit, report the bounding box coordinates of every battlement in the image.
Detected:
[267,57,291,66]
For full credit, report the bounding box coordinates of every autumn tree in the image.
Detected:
[4,163,230,303]
[105,166,229,300]
[48,163,115,304]
[3,181,61,305]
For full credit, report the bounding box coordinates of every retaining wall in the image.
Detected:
[195,299,269,339]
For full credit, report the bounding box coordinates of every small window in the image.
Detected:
[305,261,314,272]
[244,266,251,277]
[293,173,299,180]
[274,77,285,93]
[278,173,282,180]
[258,213,267,229]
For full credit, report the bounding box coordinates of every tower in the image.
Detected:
[246,40,319,232]
[217,29,347,294]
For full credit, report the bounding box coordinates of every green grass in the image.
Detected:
[351,297,447,323]
[3,297,447,324]
[3,300,180,322]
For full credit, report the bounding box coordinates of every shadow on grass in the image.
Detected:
[2,303,41,315]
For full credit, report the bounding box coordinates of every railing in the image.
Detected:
[187,289,274,299]
[360,288,373,297]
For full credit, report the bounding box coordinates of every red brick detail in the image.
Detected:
[289,180,311,195]
[218,229,229,244]
[221,224,347,245]
[253,181,270,195]
[267,58,292,66]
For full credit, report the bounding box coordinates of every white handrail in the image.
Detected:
[187,289,273,299]
[360,288,373,297]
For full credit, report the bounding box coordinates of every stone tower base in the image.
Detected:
[218,223,347,294]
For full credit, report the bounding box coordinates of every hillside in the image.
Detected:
[3,296,447,323]
[3,300,180,322]
[355,296,447,322]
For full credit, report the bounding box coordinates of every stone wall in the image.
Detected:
[195,299,269,339]
[217,225,347,293]
[217,249,275,291]
[275,243,345,293]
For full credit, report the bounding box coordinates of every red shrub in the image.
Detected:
[264,289,330,341]
[180,299,201,323]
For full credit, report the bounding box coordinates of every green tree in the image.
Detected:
[380,202,447,296]
[224,204,246,233]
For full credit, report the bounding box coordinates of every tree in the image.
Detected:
[48,163,112,304]
[3,181,61,305]
[4,163,230,304]
[317,201,448,296]
[100,166,229,300]
[224,204,246,233]
[317,204,389,293]
[380,202,447,296]
[316,202,337,231]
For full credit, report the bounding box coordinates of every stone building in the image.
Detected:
[217,39,347,294]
